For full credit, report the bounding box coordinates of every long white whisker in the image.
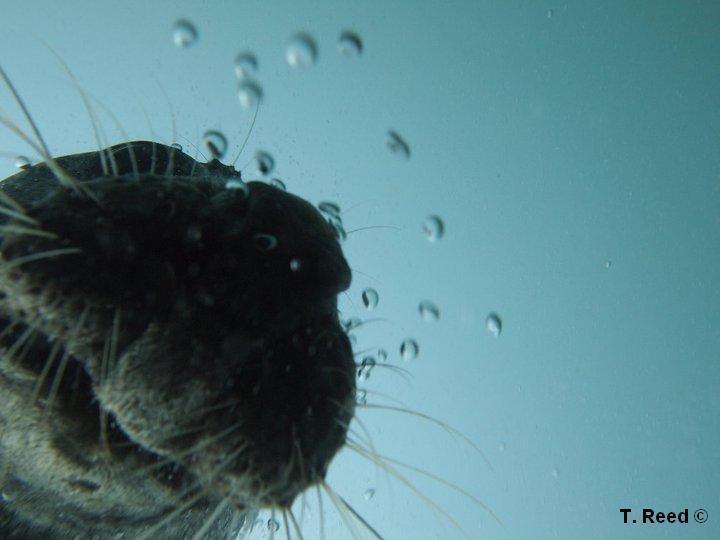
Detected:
[358,403,493,470]
[346,440,472,539]
[232,97,259,167]
[191,497,229,540]
[320,480,362,540]
[337,494,384,540]
[0,224,57,239]
[0,247,82,272]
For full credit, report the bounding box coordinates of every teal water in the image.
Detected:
[0,1,718,538]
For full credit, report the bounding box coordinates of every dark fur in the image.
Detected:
[0,142,356,538]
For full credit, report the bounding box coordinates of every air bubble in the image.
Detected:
[255,151,275,176]
[237,81,263,110]
[318,201,341,218]
[170,143,183,151]
[267,518,279,532]
[202,130,228,159]
[551,468,560,478]
[356,389,367,405]
[172,19,198,48]
[605,260,612,269]
[269,178,286,191]
[422,215,444,242]
[253,233,278,251]
[286,33,318,69]
[386,130,410,159]
[377,349,387,362]
[338,31,363,57]
[486,312,502,337]
[547,9,554,19]
[331,221,347,242]
[289,258,302,272]
[361,288,379,310]
[400,339,419,361]
[14,156,30,170]
[364,488,376,501]
[357,356,376,381]
[234,51,258,79]
[225,179,249,197]
[419,300,440,322]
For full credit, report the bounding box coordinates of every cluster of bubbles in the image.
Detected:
[233,49,262,111]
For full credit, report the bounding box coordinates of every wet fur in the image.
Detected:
[0,141,356,538]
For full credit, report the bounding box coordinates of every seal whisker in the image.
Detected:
[346,439,470,539]
[288,506,304,540]
[337,493,384,540]
[320,479,363,540]
[43,43,113,177]
[137,488,205,540]
[231,96,260,167]
[282,508,291,540]
[315,484,325,540]
[0,224,58,239]
[0,247,82,272]
[43,305,89,419]
[0,65,97,201]
[0,189,27,215]
[357,403,492,470]
[191,496,229,540]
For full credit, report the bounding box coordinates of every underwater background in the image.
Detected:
[0,1,718,538]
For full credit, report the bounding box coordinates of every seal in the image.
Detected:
[0,140,356,538]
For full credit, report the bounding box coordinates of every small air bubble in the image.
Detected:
[255,151,275,176]
[386,130,410,159]
[267,518,279,532]
[286,33,318,69]
[331,221,347,242]
[202,130,228,159]
[172,19,198,48]
[498,442,506,452]
[422,215,444,242]
[400,338,419,361]
[225,179,249,197]
[289,258,302,272]
[253,233,278,251]
[551,467,560,478]
[486,312,502,337]
[318,201,341,218]
[419,300,440,322]
[547,9,554,19]
[269,178,286,191]
[237,80,263,110]
[377,349,387,362]
[14,156,30,170]
[364,488,376,501]
[356,389,367,405]
[338,31,363,57]
[361,288,379,310]
[357,356,376,381]
[234,51,258,79]
[605,260,612,269]
[170,143,183,151]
